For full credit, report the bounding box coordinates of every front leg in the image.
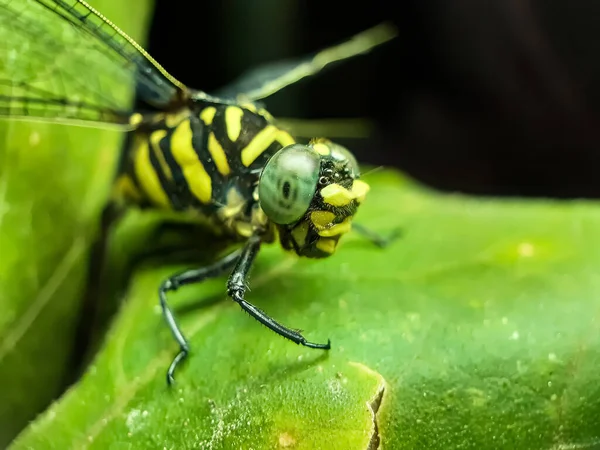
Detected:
[227,235,331,349]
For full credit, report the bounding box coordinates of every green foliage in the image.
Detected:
[6,169,600,449]
[0,0,153,446]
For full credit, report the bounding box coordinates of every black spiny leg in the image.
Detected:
[227,235,331,350]
[160,249,242,385]
[352,223,402,249]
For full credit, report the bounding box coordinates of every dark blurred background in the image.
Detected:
[146,0,600,199]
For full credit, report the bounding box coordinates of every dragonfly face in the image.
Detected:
[259,139,369,258]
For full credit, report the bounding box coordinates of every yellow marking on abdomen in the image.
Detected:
[225,106,244,142]
[133,140,171,208]
[241,125,279,167]
[150,129,172,180]
[171,120,212,204]
[208,133,231,176]
[200,106,217,125]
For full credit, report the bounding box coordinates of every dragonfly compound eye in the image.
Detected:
[258,144,320,225]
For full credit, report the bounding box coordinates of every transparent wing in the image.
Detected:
[275,117,375,139]
[212,22,398,103]
[0,0,193,126]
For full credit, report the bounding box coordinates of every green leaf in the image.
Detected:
[9,169,600,449]
[0,0,153,446]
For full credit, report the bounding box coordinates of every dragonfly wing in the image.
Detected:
[0,0,192,127]
[211,22,398,103]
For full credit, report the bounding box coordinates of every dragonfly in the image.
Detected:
[0,0,398,385]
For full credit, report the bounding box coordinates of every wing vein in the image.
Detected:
[0,0,197,127]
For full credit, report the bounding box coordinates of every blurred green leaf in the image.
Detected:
[0,0,153,446]
[8,170,600,449]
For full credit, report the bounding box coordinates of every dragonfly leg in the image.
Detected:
[352,223,402,249]
[227,236,331,349]
[159,248,242,385]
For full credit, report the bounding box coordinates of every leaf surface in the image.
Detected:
[0,0,153,445]
[11,170,600,449]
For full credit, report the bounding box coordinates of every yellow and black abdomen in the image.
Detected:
[114,103,295,235]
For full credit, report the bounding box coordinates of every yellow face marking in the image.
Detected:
[310,211,336,229]
[241,125,279,166]
[316,237,337,254]
[170,120,212,204]
[113,174,142,202]
[208,133,231,176]
[149,129,172,180]
[133,140,170,208]
[225,106,244,142]
[352,180,370,203]
[320,183,354,207]
[316,218,352,238]
[291,222,310,248]
[200,106,217,125]
[312,142,331,156]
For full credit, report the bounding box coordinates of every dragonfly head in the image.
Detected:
[258,139,369,258]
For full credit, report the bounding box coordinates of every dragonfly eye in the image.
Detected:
[258,144,320,225]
